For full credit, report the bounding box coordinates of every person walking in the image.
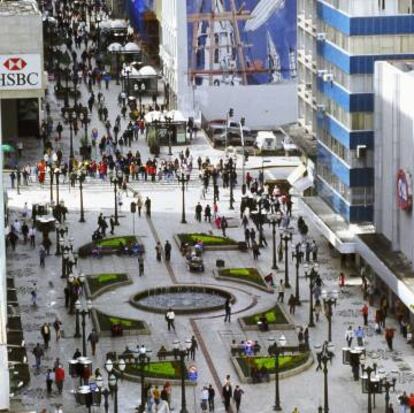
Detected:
[53,318,62,342]
[155,242,162,261]
[39,244,46,267]
[345,326,353,347]
[46,368,54,393]
[54,364,65,394]
[189,335,198,361]
[41,323,51,349]
[137,196,143,217]
[361,303,369,326]
[277,280,285,303]
[109,216,115,235]
[288,294,296,315]
[233,385,244,413]
[385,327,395,351]
[200,386,209,412]
[87,329,99,356]
[224,298,232,323]
[206,384,215,412]
[145,197,151,217]
[311,240,318,261]
[32,343,44,370]
[354,326,365,347]
[166,308,176,331]
[314,299,322,322]
[222,382,232,412]
[164,241,172,262]
[195,203,202,222]
[204,205,212,222]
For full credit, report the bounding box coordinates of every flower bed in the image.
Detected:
[177,233,237,247]
[242,306,289,326]
[123,360,183,380]
[93,310,150,337]
[217,268,267,288]
[236,353,309,378]
[86,273,130,298]
[78,235,142,257]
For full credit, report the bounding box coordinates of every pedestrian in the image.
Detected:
[385,327,395,351]
[252,241,260,260]
[166,308,175,331]
[155,242,162,261]
[388,403,394,413]
[189,335,198,360]
[53,318,62,341]
[233,385,244,413]
[164,241,172,262]
[224,298,231,323]
[277,280,285,303]
[145,197,151,217]
[195,203,202,222]
[138,253,144,276]
[288,294,296,314]
[32,343,44,370]
[338,272,346,288]
[208,384,215,412]
[221,216,228,237]
[41,323,51,349]
[314,299,322,322]
[54,364,65,394]
[137,196,143,217]
[31,285,37,306]
[312,240,318,261]
[361,303,369,326]
[46,368,54,393]
[39,244,46,267]
[305,242,311,262]
[345,325,353,347]
[87,329,99,356]
[29,226,36,247]
[200,386,209,412]
[204,204,212,222]
[399,391,409,413]
[222,382,232,412]
[109,216,115,235]
[354,326,365,347]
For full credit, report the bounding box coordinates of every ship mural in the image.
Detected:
[187,0,296,86]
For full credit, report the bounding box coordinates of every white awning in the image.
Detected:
[293,175,313,192]
[287,163,307,185]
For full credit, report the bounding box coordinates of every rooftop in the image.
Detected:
[0,0,40,17]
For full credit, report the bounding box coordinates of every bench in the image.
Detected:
[231,344,261,357]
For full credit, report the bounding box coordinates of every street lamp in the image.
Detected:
[164,114,173,156]
[96,15,102,50]
[55,222,68,256]
[123,66,132,96]
[268,334,287,411]
[63,109,76,161]
[376,369,398,413]
[228,156,235,210]
[77,169,86,223]
[73,72,79,107]
[304,263,320,327]
[96,377,110,413]
[105,358,126,413]
[239,116,246,188]
[280,230,293,288]
[292,242,304,305]
[315,341,335,413]
[361,364,377,413]
[111,170,123,225]
[135,80,145,113]
[177,171,189,224]
[54,167,61,205]
[75,298,93,356]
[136,346,153,413]
[173,339,192,413]
[268,211,282,269]
[48,165,54,203]
[225,107,234,149]
[321,289,338,342]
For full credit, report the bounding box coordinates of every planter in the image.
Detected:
[215,268,272,293]
[174,233,239,252]
[78,235,143,258]
[232,352,313,383]
[85,273,132,299]
[238,305,294,331]
[92,309,150,337]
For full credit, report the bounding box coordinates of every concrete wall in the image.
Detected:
[374,61,414,265]
[194,83,298,129]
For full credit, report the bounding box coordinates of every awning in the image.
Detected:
[294,175,313,192]
[287,163,307,185]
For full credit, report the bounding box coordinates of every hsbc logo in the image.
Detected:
[3,57,27,71]
[0,54,41,90]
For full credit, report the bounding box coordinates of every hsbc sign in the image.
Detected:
[0,54,42,90]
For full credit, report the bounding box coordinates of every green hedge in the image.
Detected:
[218,268,266,287]
[96,311,146,332]
[242,305,289,326]
[236,353,309,376]
[78,235,140,257]
[177,233,237,246]
[124,361,183,380]
[87,273,128,297]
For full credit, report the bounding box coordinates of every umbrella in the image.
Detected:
[1,144,15,153]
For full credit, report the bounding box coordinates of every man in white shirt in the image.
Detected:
[166,308,175,331]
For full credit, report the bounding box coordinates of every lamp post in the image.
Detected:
[135,80,145,113]
[173,339,192,413]
[105,359,126,413]
[268,335,287,411]
[137,346,153,413]
[123,66,132,97]
[164,114,173,156]
[228,157,235,210]
[315,341,335,413]
[177,171,189,224]
[376,370,397,413]
[111,170,122,225]
[304,263,320,327]
[292,243,304,305]
[73,72,79,107]
[361,364,376,413]
[96,15,101,50]
[63,109,76,161]
[74,298,92,356]
[48,166,54,203]
[321,289,338,342]
[280,230,293,288]
[239,116,246,188]
[54,167,61,205]
[77,169,86,223]
[268,211,282,269]
[55,222,68,256]
[225,107,234,149]
[96,378,110,413]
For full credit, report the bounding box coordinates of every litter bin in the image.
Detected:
[216,259,225,268]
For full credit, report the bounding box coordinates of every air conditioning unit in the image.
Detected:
[356,145,367,159]
[317,69,327,77]
[323,73,334,82]
[316,32,327,41]
[317,104,326,112]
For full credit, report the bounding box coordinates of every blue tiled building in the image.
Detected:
[298,0,414,222]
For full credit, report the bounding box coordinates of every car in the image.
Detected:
[213,130,254,147]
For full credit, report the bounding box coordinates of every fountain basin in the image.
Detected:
[130,285,235,314]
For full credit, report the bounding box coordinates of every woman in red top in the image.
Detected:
[54,365,65,394]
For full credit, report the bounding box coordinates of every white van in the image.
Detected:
[254,131,279,151]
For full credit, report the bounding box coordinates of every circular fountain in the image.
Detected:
[130,285,235,314]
